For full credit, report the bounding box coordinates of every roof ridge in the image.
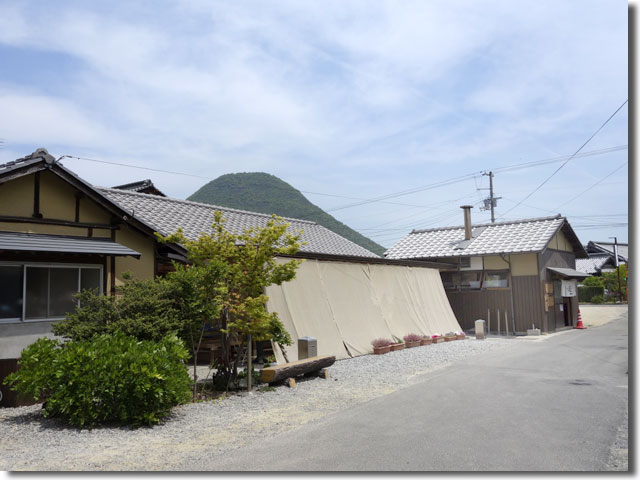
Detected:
[590,241,629,246]
[410,214,563,234]
[97,186,319,225]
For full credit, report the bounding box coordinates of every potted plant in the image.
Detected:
[390,337,405,351]
[371,338,393,355]
[421,336,433,346]
[431,334,443,344]
[403,333,422,348]
[444,331,456,342]
[456,331,466,340]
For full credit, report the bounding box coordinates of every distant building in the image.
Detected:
[385,206,589,334]
[112,179,167,197]
[575,240,628,276]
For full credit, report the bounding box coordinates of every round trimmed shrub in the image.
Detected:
[4,332,191,428]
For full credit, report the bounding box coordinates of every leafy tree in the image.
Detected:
[164,261,227,399]
[601,264,627,301]
[161,211,302,389]
[581,276,604,287]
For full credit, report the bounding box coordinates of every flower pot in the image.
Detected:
[420,338,433,346]
[444,336,455,342]
[373,345,391,355]
[456,334,465,340]
[405,340,421,348]
[390,343,405,351]
[432,337,443,343]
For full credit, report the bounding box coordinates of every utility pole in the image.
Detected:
[609,236,623,303]
[479,171,501,223]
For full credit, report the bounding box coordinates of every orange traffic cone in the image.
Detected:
[575,308,586,329]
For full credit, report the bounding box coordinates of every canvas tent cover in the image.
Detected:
[266,259,461,363]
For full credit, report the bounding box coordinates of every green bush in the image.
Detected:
[3,332,191,428]
[578,285,605,302]
[582,276,604,287]
[590,294,604,304]
[52,278,185,343]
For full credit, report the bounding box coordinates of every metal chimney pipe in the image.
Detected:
[461,205,473,240]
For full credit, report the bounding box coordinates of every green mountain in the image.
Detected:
[187,172,385,256]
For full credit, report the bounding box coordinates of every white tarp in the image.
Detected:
[266,258,461,363]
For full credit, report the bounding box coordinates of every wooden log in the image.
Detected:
[318,368,329,379]
[260,355,335,384]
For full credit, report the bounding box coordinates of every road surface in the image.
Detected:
[205,313,628,471]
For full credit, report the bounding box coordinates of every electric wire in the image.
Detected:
[552,162,628,211]
[497,99,628,218]
[60,144,627,218]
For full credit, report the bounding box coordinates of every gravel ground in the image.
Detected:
[0,337,516,471]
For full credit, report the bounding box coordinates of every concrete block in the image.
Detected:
[475,319,486,340]
[526,328,541,336]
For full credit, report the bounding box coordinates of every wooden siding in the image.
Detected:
[540,248,579,331]
[446,275,546,334]
[512,275,545,332]
[540,249,576,274]
[446,289,511,332]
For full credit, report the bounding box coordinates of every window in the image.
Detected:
[0,264,102,322]
[460,271,482,289]
[441,271,482,290]
[484,271,509,288]
[0,266,23,320]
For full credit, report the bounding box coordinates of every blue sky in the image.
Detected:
[0,0,629,249]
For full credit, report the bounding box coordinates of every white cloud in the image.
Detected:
[0,90,116,147]
[0,1,627,245]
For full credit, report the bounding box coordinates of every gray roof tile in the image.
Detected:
[575,255,612,274]
[385,216,566,259]
[98,188,379,258]
[0,231,140,257]
[587,241,628,262]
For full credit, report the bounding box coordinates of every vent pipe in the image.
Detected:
[461,205,473,240]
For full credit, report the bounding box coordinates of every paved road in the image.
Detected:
[207,313,628,471]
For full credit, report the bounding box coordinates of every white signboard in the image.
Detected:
[561,279,577,297]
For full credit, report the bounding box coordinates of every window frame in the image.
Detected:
[0,262,103,324]
[441,270,483,291]
[483,270,510,289]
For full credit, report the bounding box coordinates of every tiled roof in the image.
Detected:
[575,255,613,274]
[112,179,166,196]
[98,188,379,258]
[0,231,140,257]
[0,148,55,174]
[586,241,628,262]
[385,216,567,259]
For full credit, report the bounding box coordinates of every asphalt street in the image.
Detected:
[207,313,628,471]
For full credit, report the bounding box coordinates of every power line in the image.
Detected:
[58,154,452,209]
[552,162,628,211]
[500,197,622,223]
[60,141,628,218]
[497,99,628,218]
[356,193,479,231]
[491,145,627,174]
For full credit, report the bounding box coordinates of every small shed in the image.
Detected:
[385,207,589,334]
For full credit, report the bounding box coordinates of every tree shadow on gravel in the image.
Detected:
[1,404,185,431]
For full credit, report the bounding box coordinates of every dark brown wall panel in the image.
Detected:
[512,275,545,332]
[446,290,511,332]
